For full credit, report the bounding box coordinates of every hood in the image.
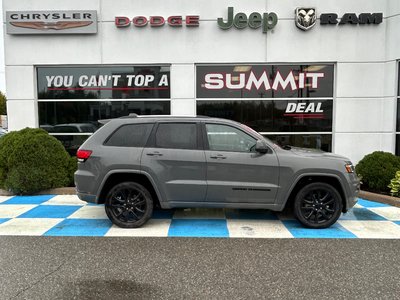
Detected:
[288,146,349,161]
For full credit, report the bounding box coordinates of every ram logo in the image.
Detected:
[295,8,316,31]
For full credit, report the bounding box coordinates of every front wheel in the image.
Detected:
[294,182,343,229]
[105,182,153,228]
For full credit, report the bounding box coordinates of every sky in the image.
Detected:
[0,0,6,94]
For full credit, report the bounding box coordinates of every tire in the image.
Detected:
[105,181,153,228]
[294,182,343,229]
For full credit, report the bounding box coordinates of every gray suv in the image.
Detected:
[75,115,360,229]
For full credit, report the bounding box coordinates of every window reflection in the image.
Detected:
[265,134,332,152]
[197,100,333,132]
[39,101,170,133]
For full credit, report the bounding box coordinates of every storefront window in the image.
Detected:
[37,66,171,155]
[196,64,334,151]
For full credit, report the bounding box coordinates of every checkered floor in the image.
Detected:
[0,195,399,238]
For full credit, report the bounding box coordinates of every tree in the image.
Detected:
[0,92,6,115]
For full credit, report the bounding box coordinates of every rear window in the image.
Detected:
[105,123,154,147]
[155,123,197,150]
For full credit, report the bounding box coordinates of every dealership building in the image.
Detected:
[2,0,400,162]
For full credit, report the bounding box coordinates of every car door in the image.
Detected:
[141,121,207,204]
[204,122,279,204]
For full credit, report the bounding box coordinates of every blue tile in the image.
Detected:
[0,218,11,225]
[357,199,390,208]
[339,208,386,221]
[44,219,112,236]
[3,195,56,205]
[152,209,174,219]
[283,220,357,238]
[394,221,400,226]
[18,205,82,219]
[225,209,278,220]
[168,219,229,238]
[87,203,104,206]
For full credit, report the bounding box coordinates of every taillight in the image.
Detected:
[76,149,92,162]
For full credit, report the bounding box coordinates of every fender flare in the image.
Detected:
[96,169,165,204]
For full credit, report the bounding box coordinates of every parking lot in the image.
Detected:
[0,195,399,239]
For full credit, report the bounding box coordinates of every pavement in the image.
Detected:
[0,237,399,299]
[0,195,399,239]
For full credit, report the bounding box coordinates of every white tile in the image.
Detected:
[336,63,385,98]
[173,208,226,219]
[335,98,395,133]
[67,206,108,219]
[5,66,35,99]
[171,64,195,99]
[0,205,37,218]
[105,219,171,237]
[43,195,87,206]
[339,220,400,239]
[227,220,293,238]
[7,100,37,130]
[354,204,363,209]
[0,196,13,204]
[334,133,394,164]
[369,207,400,221]
[0,218,63,236]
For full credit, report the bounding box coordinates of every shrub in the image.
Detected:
[0,128,71,194]
[355,151,400,193]
[388,171,400,197]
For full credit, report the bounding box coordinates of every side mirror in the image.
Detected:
[255,140,270,154]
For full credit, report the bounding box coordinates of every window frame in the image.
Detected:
[147,121,203,151]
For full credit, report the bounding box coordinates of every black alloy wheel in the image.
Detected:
[105,182,153,228]
[294,182,343,229]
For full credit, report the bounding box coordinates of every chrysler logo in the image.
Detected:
[10,21,93,31]
[295,8,316,31]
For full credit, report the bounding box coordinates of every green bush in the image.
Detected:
[355,151,400,193]
[388,171,400,197]
[0,128,71,194]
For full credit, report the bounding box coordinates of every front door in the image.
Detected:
[204,123,279,204]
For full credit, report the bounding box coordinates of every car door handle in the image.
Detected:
[210,154,227,159]
[146,151,163,157]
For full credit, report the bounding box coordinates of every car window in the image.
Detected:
[105,123,153,147]
[155,123,197,150]
[206,124,257,152]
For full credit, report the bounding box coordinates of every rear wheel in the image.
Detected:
[294,182,342,229]
[105,182,153,228]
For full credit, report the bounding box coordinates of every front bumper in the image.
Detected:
[345,174,360,211]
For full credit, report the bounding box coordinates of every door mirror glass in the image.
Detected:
[255,140,270,154]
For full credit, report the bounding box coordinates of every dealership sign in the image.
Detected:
[115,15,199,28]
[37,66,171,99]
[6,11,97,34]
[217,7,278,33]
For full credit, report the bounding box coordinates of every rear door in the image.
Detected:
[203,122,279,204]
[141,121,207,203]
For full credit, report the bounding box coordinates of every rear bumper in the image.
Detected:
[77,191,97,204]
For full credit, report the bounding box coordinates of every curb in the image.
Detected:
[0,187,76,196]
[359,190,400,208]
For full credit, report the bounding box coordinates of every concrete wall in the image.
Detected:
[3,0,399,163]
